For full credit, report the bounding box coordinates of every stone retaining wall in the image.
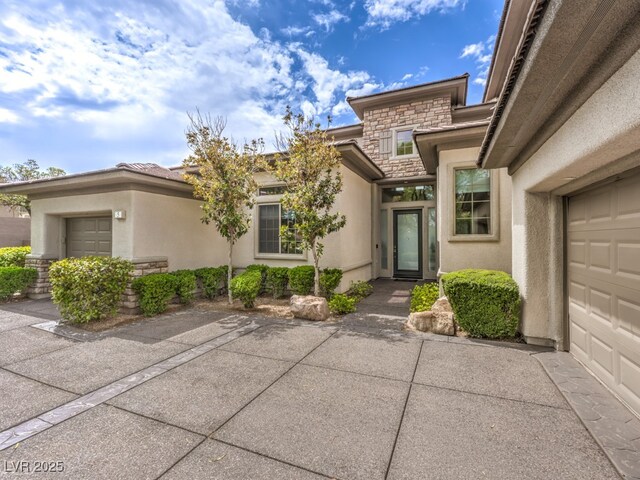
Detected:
[24,256,57,299]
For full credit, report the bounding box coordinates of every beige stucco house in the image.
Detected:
[0,74,510,300]
[479,0,640,416]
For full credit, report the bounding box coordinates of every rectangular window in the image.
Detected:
[258,204,303,255]
[455,168,491,235]
[258,185,286,196]
[395,129,414,156]
[382,185,434,203]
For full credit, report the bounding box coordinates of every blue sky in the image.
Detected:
[0,0,503,173]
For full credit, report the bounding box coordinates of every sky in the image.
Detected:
[0,0,504,174]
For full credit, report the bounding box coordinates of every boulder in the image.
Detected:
[290,295,330,321]
[406,296,456,336]
[407,311,434,332]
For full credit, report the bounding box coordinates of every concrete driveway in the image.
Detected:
[0,305,625,479]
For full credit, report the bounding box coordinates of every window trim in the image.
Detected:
[448,162,500,242]
[254,197,307,260]
[390,125,419,160]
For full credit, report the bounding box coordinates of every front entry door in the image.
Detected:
[393,209,423,279]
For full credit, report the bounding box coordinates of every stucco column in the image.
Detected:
[511,183,565,348]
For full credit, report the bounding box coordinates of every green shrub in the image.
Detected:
[0,267,37,301]
[132,273,178,317]
[230,270,262,308]
[49,257,133,323]
[328,294,357,315]
[265,267,289,298]
[246,264,269,292]
[442,269,521,339]
[410,282,440,313]
[320,268,343,298]
[348,280,373,300]
[194,267,226,299]
[171,270,197,304]
[288,265,315,295]
[0,246,31,267]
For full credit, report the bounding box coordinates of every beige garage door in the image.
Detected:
[66,217,112,258]
[568,171,640,416]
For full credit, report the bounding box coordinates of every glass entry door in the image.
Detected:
[393,209,423,279]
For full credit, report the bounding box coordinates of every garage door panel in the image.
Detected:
[568,171,640,417]
[67,217,112,258]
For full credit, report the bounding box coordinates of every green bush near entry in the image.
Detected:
[288,265,315,295]
[170,270,197,304]
[49,256,133,323]
[246,264,269,292]
[0,267,37,301]
[348,280,373,300]
[230,270,262,308]
[442,269,521,339]
[319,268,342,299]
[0,246,31,267]
[328,294,357,315]
[410,282,440,313]
[132,273,178,317]
[265,267,289,298]
[194,267,227,299]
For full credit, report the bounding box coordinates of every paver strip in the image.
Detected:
[0,317,258,451]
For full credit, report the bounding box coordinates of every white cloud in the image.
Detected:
[0,108,20,124]
[402,73,413,81]
[312,10,349,31]
[460,35,495,88]
[364,0,465,29]
[281,25,313,37]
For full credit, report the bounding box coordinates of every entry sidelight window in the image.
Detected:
[454,168,491,235]
[258,204,303,254]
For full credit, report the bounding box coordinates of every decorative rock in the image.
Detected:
[407,311,434,332]
[406,296,456,336]
[290,295,330,321]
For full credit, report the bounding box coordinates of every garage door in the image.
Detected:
[66,217,112,258]
[568,171,640,416]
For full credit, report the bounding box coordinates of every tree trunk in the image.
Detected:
[227,239,233,305]
[311,241,320,296]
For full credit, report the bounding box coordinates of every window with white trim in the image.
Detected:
[395,129,414,156]
[258,203,303,254]
[454,168,491,235]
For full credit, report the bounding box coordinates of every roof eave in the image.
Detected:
[335,142,385,181]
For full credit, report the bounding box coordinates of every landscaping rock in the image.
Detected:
[407,297,456,336]
[290,295,330,321]
[407,311,434,332]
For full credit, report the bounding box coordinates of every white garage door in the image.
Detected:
[66,217,112,258]
[568,171,640,416]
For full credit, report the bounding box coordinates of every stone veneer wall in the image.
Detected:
[24,256,57,299]
[120,258,169,314]
[362,95,452,178]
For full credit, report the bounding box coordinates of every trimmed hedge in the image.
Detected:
[0,246,31,267]
[288,266,315,295]
[49,257,133,323]
[320,268,342,299]
[194,267,227,299]
[348,280,373,300]
[171,270,197,304]
[230,270,262,308]
[442,269,521,338]
[132,273,178,317]
[246,264,269,293]
[410,282,439,313]
[328,293,356,315]
[265,267,289,299]
[0,267,37,301]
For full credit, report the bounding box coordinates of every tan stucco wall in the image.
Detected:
[233,167,373,292]
[509,49,640,348]
[130,191,226,270]
[437,147,512,275]
[29,191,134,259]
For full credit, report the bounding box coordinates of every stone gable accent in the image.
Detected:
[362,96,452,178]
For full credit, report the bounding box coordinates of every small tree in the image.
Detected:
[0,159,66,214]
[269,107,346,296]
[182,111,262,304]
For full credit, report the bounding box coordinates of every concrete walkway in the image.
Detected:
[0,294,637,478]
